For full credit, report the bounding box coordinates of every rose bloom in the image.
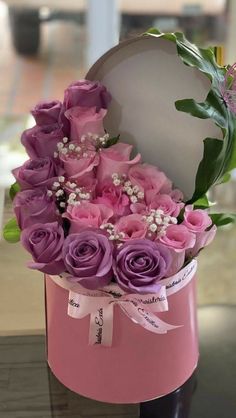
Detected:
[21,222,65,275]
[114,214,147,241]
[94,181,130,217]
[63,202,113,233]
[63,79,111,111]
[128,163,172,202]
[183,205,212,232]
[31,100,62,126]
[131,194,183,217]
[12,157,62,190]
[60,146,99,179]
[183,205,217,257]
[21,124,64,159]
[65,106,106,141]
[187,225,217,257]
[62,229,113,289]
[64,174,97,200]
[13,188,58,229]
[159,224,196,252]
[113,239,172,294]
[97,143,141,186]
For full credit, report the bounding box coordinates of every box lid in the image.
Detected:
[87,35,221,199]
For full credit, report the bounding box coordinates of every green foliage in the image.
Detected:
[146,29,236,205]
[9,182,20,200]
[210,213,236,227]
[103,134,120,148]
[3,218,21,243]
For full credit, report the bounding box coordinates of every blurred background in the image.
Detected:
[0,0,235,336]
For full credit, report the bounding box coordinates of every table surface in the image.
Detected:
[0,305,235,418]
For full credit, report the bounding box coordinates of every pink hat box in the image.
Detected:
[45,34,219,404]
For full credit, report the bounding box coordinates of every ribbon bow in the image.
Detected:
[51,259,197,346]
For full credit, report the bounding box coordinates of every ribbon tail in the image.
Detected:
[120,303,181,334]
[89,303,114,346]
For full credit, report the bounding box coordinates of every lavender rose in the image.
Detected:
[113,239,172,294]
[21,222,65,274]
[12,157,62,190]
[63,79,112,111]
[31,100,62,126]
[13,188,58,229]
[21,124,64,159]
[62,229,113,290]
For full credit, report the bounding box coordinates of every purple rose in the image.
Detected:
[21,124,64,159]
[31,100,62,126]
[63,79,112,111]
[113,239,172,294]
[12,157,63,190]
[13,188,58,229]
[62,229,113,290]
[21,222,65,275]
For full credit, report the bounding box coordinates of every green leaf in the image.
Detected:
[3,218,21,243]
[210,213,236,227]
[190,138,223,202]
[9,182,21,200]
[145,29,236,202]
[193,194,210,208]
[103,134,120,148]
[215,172,231,185]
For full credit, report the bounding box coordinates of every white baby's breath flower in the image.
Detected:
[137,191,144,199]
[113,179,121,186]
[63,137,68,143]
[130,195,138,203]
[69,144,75,151]
[59,202,66,208]
[53,182,60,188]
[149,223,158,232]
[58,176,65,183]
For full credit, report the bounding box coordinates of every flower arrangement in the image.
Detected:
[4,79,218,296]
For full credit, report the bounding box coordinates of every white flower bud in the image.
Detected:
[113,179,121,186]
[59,202,66,208]
[53,152,58,158]
[63,137,68,143]
[149,223,158,232]
[137,191,144,199]
[146,216,154,223]
[57,142,63,149]
[58,176,65,183]
[130,195,138,203]
[69,144,75,151]
[126,187,133,196]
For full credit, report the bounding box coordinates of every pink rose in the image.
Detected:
[159,224,195,252]
[60,146,99,179]
[183,205,212,232]
[114,214,147,241]
[65,106,106,141]
[94,181,130,217]
[97,143,141,186]
[63,202,113,233]
[166,249,185,276]
[128,164,172,203]
[187,225,217,257]
[64,174,97,200]
[170,189,184,202]
[149,194,183,217]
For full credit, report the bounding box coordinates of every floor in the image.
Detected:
[0,1,85,116]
